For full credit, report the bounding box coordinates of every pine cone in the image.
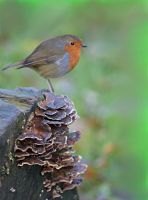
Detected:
[14,92,87,198]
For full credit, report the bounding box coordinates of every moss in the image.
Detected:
[8,152,15,164]
[0,163,10,176]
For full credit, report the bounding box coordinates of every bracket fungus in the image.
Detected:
[14,92,87,199]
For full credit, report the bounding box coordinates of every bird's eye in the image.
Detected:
[70,42,75,45]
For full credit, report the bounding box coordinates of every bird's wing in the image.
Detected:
[1,38,65,70]
[1,56,57,71]
[23,55,57,67]
[31,53,70,79]
[23,44,65,68]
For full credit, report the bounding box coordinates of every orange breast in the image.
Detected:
[64,45,81,70]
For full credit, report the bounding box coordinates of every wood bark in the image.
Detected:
[0,87,79,200]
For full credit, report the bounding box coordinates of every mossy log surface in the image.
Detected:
[0,87,79,200]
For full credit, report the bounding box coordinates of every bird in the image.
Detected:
[1,34,87,92]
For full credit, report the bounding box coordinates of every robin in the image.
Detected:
[2,34,87,92]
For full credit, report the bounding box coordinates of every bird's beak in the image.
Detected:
[82,44,87,48]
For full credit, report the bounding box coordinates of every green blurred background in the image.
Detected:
[0,0,148,199]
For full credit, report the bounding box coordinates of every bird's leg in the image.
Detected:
[47,79,54,93]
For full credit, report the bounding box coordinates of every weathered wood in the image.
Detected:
[0,87,79,200]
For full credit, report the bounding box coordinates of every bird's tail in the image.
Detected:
[1,61,24,71]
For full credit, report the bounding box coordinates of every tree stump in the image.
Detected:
[0,87,79,200]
